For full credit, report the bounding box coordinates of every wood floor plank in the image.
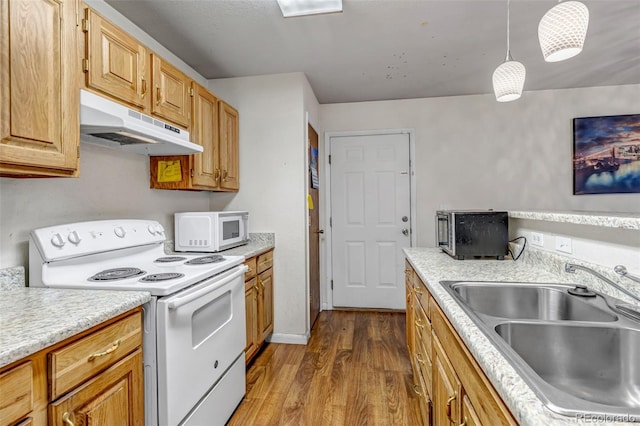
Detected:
[228,311,422,426]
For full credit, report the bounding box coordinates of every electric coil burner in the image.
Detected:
[154,256,187,263]
[140,272,185,282]
[89,267,146,281]
[185,254,225,265]
[28,219,248,426]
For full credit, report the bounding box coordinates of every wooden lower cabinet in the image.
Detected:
[244,249,274,365]
[405,263,517,426]
[0,308,143,426]
[49,350,143,426]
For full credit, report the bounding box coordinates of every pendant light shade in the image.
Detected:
[493,60,526,102]
[493,0,525,102]
[538,1,589,62]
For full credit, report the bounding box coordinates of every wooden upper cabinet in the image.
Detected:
[191,82,220,189]
[219,100,239,191]
[0,0,79,177]
[83,9,149,110]
[151,54,191,129]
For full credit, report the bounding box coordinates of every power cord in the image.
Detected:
[508,236,527,261]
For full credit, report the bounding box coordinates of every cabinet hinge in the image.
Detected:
[81,18,89,33]
[82,58,89,73]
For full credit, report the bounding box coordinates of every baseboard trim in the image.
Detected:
[267,332,309,345]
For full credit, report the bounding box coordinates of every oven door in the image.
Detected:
[436,211,454,255]
[156,265,246,426]
[218,213,249,251]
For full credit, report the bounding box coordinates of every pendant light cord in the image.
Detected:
[505,0,511,62]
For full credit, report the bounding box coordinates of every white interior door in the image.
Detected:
[330,132,411,309]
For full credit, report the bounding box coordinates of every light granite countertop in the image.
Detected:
[404,247,636,426]
[0,288,150,368]
[509,210,640,230]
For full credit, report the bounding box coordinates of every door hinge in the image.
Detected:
[81,17,89,33]
[82,58,89,73]
[331,280,333,290]
[330,217,332,227]
[328,155,331,165]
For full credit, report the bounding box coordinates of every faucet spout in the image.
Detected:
[565,262,640,304]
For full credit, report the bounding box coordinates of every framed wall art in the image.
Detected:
[573,113,640,195]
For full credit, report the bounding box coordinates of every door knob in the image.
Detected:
[314,229,325,234]
[402,216,408,222]
[402,228,409,236]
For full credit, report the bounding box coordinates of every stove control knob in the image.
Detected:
[114,226,126,238]
[147,224,157,235]
[68,231,82,245]
[51,233,65,248]
[156,224,165,234]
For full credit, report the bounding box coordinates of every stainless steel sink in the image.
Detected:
[452,283,617,322]
[441,280,640,419]
[495,323,640,410]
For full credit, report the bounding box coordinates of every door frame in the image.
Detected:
[323,129,417,311]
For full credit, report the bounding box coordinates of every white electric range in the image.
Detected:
[29,219,247,426]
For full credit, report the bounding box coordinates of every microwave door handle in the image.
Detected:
[167,265,247,310]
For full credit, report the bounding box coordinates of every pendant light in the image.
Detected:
[492,0,526,102]
[538,1,589,62]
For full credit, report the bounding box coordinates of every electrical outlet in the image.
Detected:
[531,232,544,247]
[556,236,573,254]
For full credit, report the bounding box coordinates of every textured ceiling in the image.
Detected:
[105,0,640,104]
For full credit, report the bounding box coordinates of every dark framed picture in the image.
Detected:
[573,114,640,195]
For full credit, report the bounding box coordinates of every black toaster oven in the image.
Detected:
[436,210,509,260]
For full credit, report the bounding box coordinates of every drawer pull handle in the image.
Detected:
[412,384,423,397]
[415,319,425,328]
[214,168,221,183]
[404,269,412,274]
[88,339,121,361]
[414,288,423,295]
[156,87,162,105]
[222,169,229,182]
[141,78,147,99]
[446,392,457,419]
[63,412,75,426]
[416,352,426,364]
[460,417,468,426]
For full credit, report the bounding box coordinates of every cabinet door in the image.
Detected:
[218,101,239,191]
[244,278,258,364]
[1,0,79,177]
[49,350,144,426]
[151,54,190,129]
[257,268,273,341]
[84,9,148,110]
[432,333,461,426]
[461,395,483,426]
[191,83,220,189]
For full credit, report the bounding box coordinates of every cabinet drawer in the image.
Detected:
[49,312,142,400]
[256,250,273,274]
[244,257,257,280]
[0,362,33,426]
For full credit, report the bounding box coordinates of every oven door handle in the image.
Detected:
[167,265,247,310]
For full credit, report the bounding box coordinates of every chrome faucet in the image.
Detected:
[564,262,640,303]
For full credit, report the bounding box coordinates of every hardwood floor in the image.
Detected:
[228,310,423,425]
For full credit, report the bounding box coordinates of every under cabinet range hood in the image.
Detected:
[79,89,203,156]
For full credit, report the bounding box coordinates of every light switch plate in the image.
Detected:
[556,236,573,254]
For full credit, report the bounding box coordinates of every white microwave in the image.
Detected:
[174,211,249,252]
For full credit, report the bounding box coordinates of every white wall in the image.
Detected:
[208,73,317,341]
[0,143,210,269]
[320,84,640,248]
